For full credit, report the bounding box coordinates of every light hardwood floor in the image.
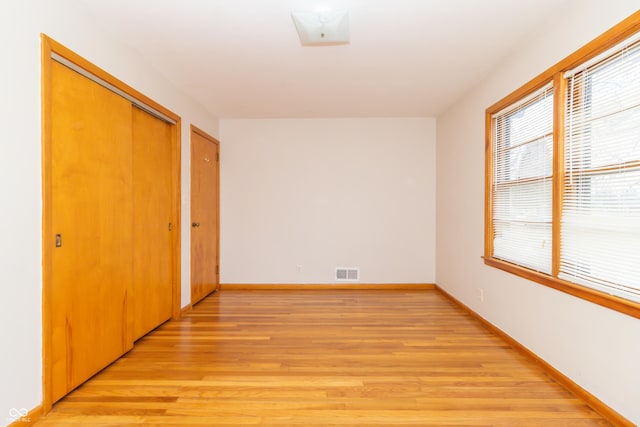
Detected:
[34,289,612,426]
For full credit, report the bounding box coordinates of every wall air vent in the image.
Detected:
[336,267,359,282]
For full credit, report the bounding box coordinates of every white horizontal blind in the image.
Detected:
[492,85,553,273]
[561,38,640,302]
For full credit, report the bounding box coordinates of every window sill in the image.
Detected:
[483,256,640,319]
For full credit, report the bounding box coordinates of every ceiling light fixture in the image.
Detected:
[291,9,350,46]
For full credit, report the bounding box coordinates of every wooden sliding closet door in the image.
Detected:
[50,61,133,403]
[131,107,174,340]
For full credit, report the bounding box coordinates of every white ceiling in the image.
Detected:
[74,0,570,119]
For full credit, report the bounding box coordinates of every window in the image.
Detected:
[492,85,554,274]
[485,14,640,318]
[561,38,640,302]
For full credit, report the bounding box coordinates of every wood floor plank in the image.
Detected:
[34,290,613,426]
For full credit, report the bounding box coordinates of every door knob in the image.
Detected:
[192,222,200,228]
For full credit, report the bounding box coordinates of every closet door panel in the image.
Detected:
[131,107,173,340]
[50,61,133,402]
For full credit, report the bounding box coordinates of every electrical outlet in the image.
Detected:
[296,265,303,273]
[478,288,484,303]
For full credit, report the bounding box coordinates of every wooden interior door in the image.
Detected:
[190,127,219,305]
[50,61,133,403]
[131,107,174,340]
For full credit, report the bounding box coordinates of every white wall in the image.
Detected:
[436,1,640,424]
[3,0,637,423]
[220,118,436,284]
[0,1,218,423]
